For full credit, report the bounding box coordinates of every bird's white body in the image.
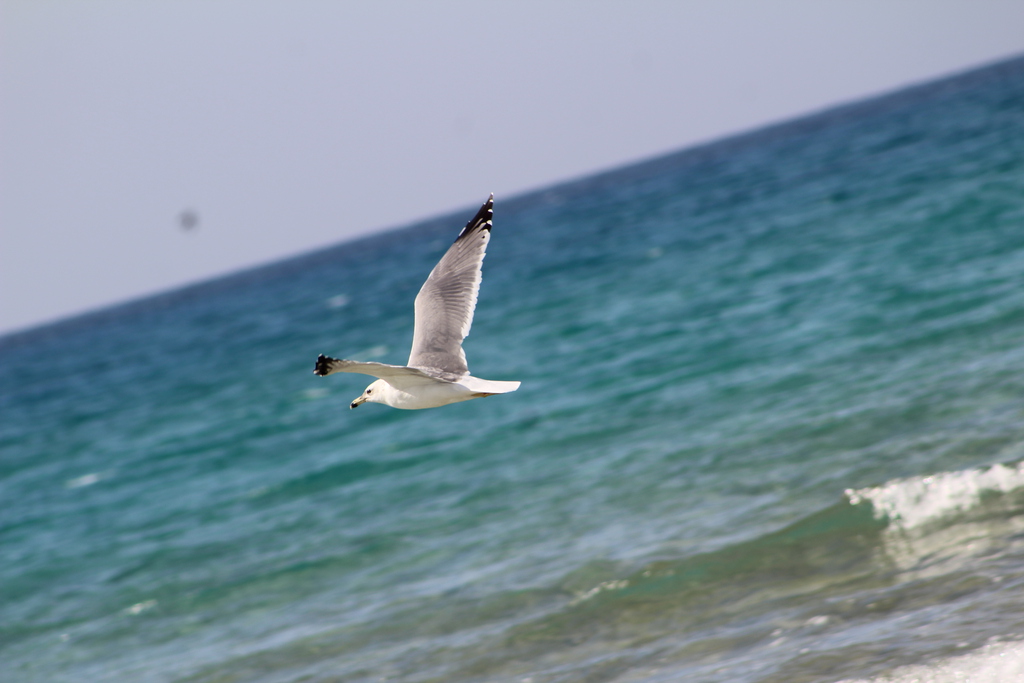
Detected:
[314,194,520,410]
[359,376,520,410]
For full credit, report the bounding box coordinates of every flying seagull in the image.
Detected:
[314,194,520,409]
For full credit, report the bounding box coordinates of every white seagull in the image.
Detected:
[314,194,521,410]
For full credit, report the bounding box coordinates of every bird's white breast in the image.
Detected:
[378,379,480,410]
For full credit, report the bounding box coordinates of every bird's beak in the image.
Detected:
[350,396,367,409]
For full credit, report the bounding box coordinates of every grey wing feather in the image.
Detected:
[407,194,493,375]
[313,355,435,380]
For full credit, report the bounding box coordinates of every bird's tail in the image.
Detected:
[461,377,521,394]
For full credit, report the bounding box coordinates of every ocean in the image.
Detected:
[3,56,1024,683]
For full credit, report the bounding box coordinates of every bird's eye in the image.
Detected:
[366,389,372,394]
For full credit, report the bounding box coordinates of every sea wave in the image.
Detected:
[485,465,1024,681]
[846,461,1024,530]
[132,462,1024,683]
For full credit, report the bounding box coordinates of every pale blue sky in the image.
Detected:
[3,1,1024,334]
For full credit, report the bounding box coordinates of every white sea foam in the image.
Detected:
[837,638,1024,683]
[301,387,329,400]
[569,579,630,606]
[325,294,350,309]
[845,461,1024,530]
[351,344,389,361]
[122,600,157,616]
[65,472,102,489]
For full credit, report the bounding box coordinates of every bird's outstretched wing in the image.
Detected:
[407,194,493,375]
[313,355,435,380]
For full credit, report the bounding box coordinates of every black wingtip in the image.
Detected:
[314,354,335,376]
[457,195,494,239]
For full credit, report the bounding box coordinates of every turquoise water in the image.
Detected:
[3,56,1024,682]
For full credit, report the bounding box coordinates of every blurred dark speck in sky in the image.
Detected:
[179,210,199,232]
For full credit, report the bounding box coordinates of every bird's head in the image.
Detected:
[351,379,387,409]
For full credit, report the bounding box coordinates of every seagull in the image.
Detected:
[314,194,520,410]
